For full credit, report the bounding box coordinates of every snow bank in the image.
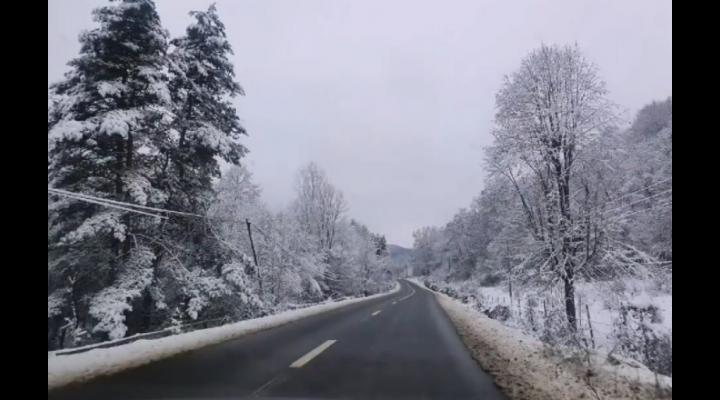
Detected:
[48,282,400,390]
[436,292,672,400]
[406,277,431,291]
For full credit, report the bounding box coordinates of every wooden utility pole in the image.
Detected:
[245,218,261,294]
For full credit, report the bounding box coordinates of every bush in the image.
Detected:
[479,273,503,287]
[486,305,511,321]
[539,307,576,347]
[612,304,672,376]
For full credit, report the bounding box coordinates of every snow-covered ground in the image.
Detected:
[436,291,672,400]
[575,280,672,352]
[48,282,400,390]
[415,276,672,360]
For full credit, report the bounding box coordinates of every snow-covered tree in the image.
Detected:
[139,3,253,329]
[164,3,247,214]
[148,5,250,323]
[47,1,254,348]
[412,226,447,277]
[293,162,347,252]
[325,221,390,297]
[613,98,672,263]
[489,44,616,330]
[209,162,391,308]
[48,0,173,344]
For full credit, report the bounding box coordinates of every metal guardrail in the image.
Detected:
[52,291,385,356]
[53,317,230,356]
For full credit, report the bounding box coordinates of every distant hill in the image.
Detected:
[387,244,414,275]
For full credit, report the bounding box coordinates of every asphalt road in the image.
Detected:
[49,280,506,399]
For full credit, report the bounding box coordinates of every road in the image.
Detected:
[49,280,506,399]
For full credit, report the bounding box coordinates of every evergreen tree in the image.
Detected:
[165,3,247,213]
[148,4,252,328]
[48,0,172,345]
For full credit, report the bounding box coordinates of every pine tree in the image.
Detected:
[148,4,252,326]
[165,3,247,213]
[48,0,172,345]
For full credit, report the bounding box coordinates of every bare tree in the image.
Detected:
[490,44,616,331]
[293,162,347,252]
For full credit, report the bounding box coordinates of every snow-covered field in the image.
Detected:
[48,282,399,390]
[436,291,672,400]
[416,276,672,360]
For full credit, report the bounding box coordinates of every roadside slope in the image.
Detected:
[433,288,672,400]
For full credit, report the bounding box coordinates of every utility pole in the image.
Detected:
[245,218,261,294]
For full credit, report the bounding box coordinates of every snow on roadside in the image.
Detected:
[406,277,431,291]
[414,275,672,361]
[48,283,400,391]
[435,291,672,400]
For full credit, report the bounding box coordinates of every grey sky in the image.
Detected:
[48,0,672,247]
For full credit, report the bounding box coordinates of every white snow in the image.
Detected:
[48,289,68,319]
[574,279,672,352]
[98,110,141,137]
[89,248,154,340]
[406,277,432,291]
[192,123,234,154]
[48,119,86,148]
[61,211,127,244]
[97,81,126,98]
[434,289,672,400]
[415,276,672,359]
[122,173,153,206]
[48,282,400,390]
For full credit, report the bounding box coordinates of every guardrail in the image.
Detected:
[51,291,385,356]
[52,317,230,356]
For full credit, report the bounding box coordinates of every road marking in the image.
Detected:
[397,286,416,302]
[392,301,397,305]
[289,340,337,368]
[371,310,381,316]
[250,375,285,397]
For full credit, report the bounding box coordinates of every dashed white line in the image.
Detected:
[289,340,337,368]
[397,286,416,302]
[371,310,381,316]
[250,375,285,397]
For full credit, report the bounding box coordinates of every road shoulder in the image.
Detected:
[436,291,672,400]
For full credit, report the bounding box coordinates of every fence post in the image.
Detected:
[517,295,522,320]
[585,304,595,349]
[577,294,582,330]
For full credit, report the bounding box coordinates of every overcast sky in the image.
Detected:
[48,0,672,247]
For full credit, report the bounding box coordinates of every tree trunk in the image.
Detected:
[111,137,126,275]
[121,131,134,256]
[563,272,577,331]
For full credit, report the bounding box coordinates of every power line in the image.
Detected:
[48,187,199,217]
[606,200,672,223]
[50,187,249,224]
[603,178,672,206]
[601,188,672,217]
[49,188,169,219]
[49,186,309,266]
